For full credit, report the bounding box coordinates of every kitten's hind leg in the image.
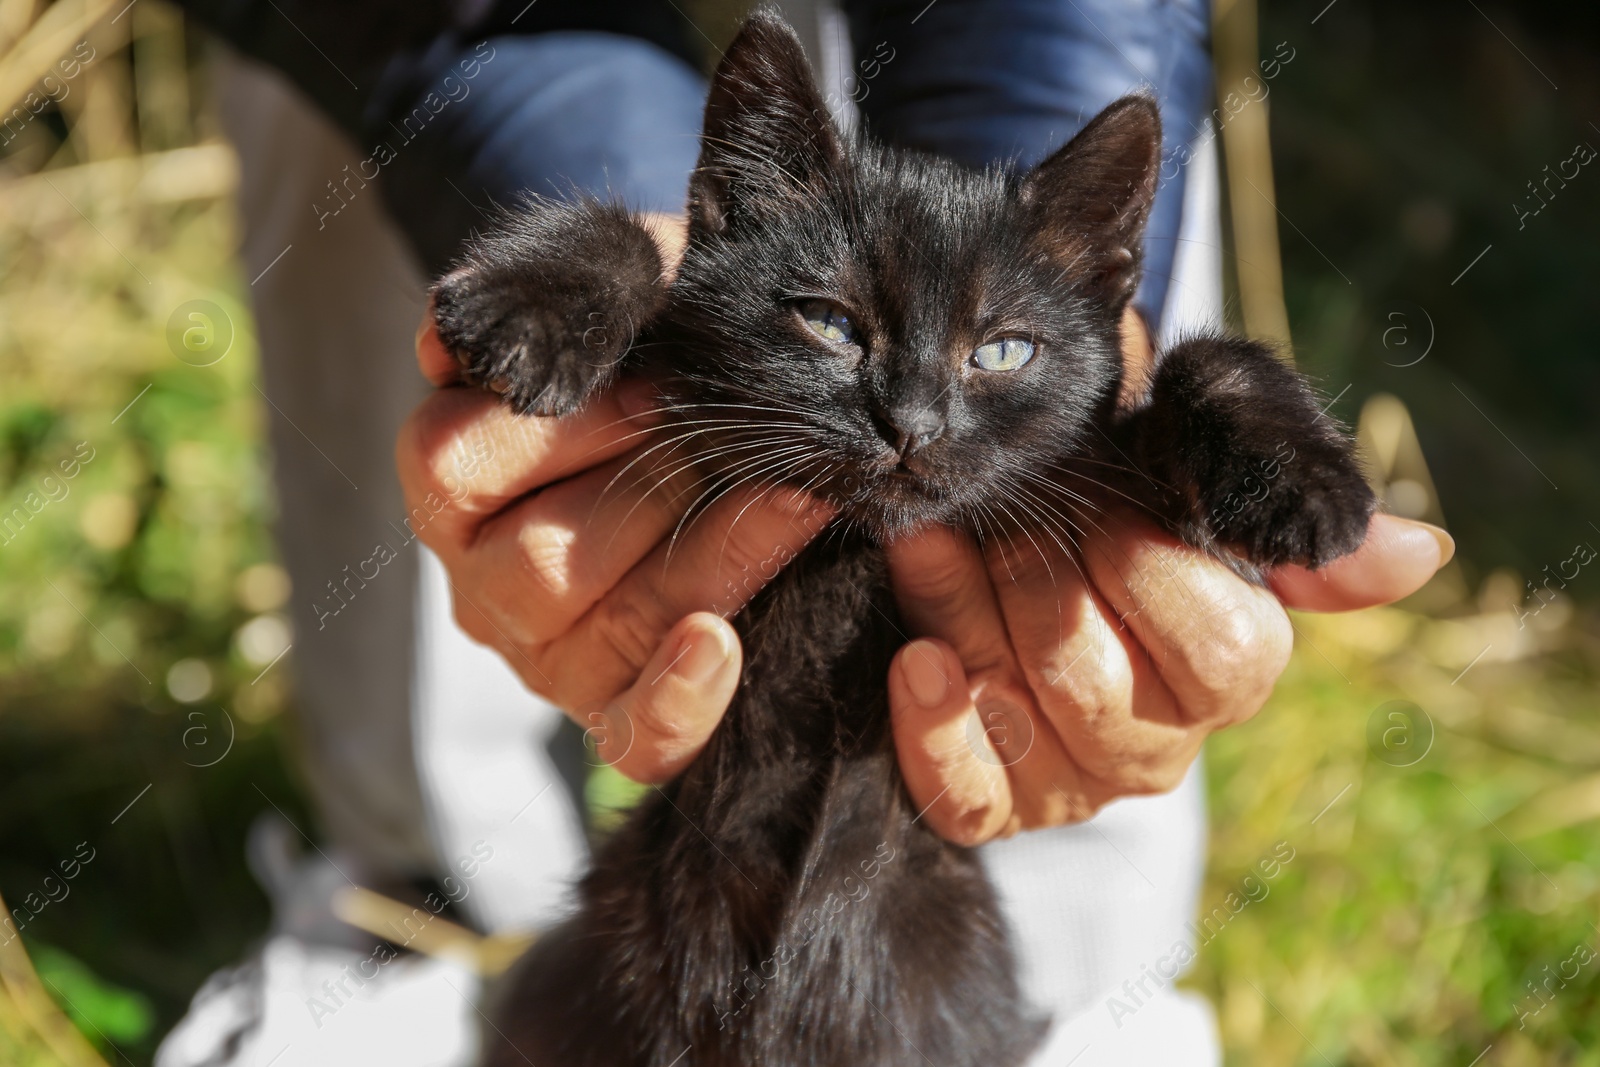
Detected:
[431,199,669,417]
[1121,335,1377,570]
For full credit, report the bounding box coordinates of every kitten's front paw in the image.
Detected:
[1202,437,1375,569]
[430,199,667,418]
[432,268,635,417]
[1133,335,1377,571]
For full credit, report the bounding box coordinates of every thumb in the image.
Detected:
[593,612,742,783]
[1269,513,1454,613]
[415,312,460,386]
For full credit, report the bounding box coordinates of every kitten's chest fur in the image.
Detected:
[486,533,1042,1067]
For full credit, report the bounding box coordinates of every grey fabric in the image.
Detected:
[217,51,435,876]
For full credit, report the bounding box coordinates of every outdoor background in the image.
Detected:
[0,0,1596,1064]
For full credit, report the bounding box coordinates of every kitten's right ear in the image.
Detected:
[689,8,844,234]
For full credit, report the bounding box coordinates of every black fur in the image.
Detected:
[434,201,667,415]
[437,11,1375,1067]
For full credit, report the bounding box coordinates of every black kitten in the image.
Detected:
[435,12,1374,1067]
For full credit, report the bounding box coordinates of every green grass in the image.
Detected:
[1192,605,1600,1065]
[0,149,309,1065]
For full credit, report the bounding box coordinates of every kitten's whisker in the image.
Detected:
[712,455,831,577]
[1085,422,1165,496]
[597,422,813,505]
[997,484,1096,609]
[992,489,1076,640]
[1012,470,1105,520]
[638,439,815,513]
[984,494,1059,590]
[661,445,824,566]
[570,414,808,472]
[663,450,824,573]
[1033,460,1171,516]
[973,504,1018,585]
[1012,471,1134,555]
[600,436,813,550]
[657,398,835,426]
[997,483,1081,560]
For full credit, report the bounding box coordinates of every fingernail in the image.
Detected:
[902,640,950,708]
[1394,516,1455,567]
[617,378,663,420]
[672,622,731,685]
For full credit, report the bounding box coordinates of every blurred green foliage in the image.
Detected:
[31,944,155,1051]
[0,8,311,1061]
[1258,0,1600,593]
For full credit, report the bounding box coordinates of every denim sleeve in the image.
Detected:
[841,0,1214,327]
[368,32,706,273]
[175,0,706,274]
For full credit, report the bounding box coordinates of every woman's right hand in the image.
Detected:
[397,311,834,784]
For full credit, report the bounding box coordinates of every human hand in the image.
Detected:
[882,511,1454,845]
[399,213,1449,847]
[397,216,834,783]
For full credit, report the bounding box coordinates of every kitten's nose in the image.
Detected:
[874,403,946,461]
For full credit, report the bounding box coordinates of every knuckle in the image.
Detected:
[626,680,702,750]
[1047,782,1106,825]
[1183,606,1264,700]
[1035,639,1131,722]
[937,803,1006,848]
[903,548,974,607]
[1107,758,1189,797]
[1257,607,1295,678]
[397,403,462,500]
[450,590,498,647]
[992,535,1056,588]
[718,532,783,592]
[587,594,667,677]
[513,522,579,602]
[397,395,500,519]
[1183,602,1293,723]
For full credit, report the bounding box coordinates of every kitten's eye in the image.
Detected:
[798,300,858,346]
[972,338,1035,372]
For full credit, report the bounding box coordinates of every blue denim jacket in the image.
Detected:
[843,0,1213,323]
[179,0,1211,321]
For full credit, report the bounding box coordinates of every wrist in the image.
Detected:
[641,213,689,284]
[1117,305,1157,409]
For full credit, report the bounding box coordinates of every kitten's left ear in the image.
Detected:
[1021,95,1161,308]
[689,8,845,234]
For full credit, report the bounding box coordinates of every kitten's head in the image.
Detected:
[658,10,1161,540]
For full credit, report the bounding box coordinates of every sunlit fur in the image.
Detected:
[440,11,1374,1067]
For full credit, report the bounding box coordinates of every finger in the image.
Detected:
[1269,513,1453,612]
[887,529,1114,832]
[884,525,1017,676]
[396,383,665,553]
[599,613,742,783]
[455,449,698,648]
[1078,516,1291,726]
[887,639,1013,846]
[416,315,459,386]
[537,485,833,708]
[980,528,1204,790]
